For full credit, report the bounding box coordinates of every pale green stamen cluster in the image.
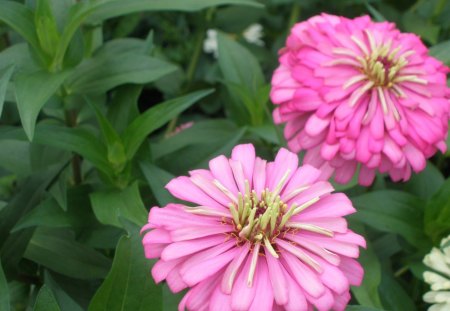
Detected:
[213,170,329,259]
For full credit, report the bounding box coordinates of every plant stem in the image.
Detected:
[65,109,82,185]
[288,2,301,29]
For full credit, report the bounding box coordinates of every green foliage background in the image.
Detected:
[0,0,449,310]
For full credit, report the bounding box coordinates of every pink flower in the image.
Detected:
[142,144,365,311]
[271,14,450,186]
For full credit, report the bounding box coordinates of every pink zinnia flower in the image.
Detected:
[142,144,365,311]
[271,14,449,186]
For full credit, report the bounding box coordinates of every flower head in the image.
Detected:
[271,14,450,186]
[423,235,450,310]
[243,24,264,46]
[142,144,365,310]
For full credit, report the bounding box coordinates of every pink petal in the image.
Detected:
[209,155,239,194]
[282,164,322,197]
[282,265,309,311]
[339,257,364,286]
[221,243,251,294]
[209,286,232,311]
[305,114,331,137]
[265,251,289,306]
[166,268,188,293]
[231,256,257,311]
[166,177,227,210]
[152,258,183,283]
[252,157,267,196]
[268,148,299,190]
[186,275,220,311]
[161,235,225,261]
[181,247,238,287]
[248,260,274,311]
[171,224,233,242]
[281,251,325,298]
[231,144,256,188]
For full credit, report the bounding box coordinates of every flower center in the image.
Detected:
[212,170,331,258]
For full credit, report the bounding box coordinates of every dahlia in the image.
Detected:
[271,14,449,186]
[423,235,450,311]
[142,144,365,310]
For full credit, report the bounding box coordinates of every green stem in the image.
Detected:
[64,108,82,185]
[288,2,301,29]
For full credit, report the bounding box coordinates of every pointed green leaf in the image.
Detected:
[33,124,112,176]
[140,162,174,206]
[0,65,15,118]
[35,0,61,58]
[12,198,71,232]
[88,0,263,23]
[0,260,9,311]
[122,89,213,159]
[33,285,60,311]
[90,182,147,228]
[0,1,41,55]
[88,228,162,311]
[66,40,177,94]
[24,229,111,280]
[14,70,70,140]
[351,240,383,309]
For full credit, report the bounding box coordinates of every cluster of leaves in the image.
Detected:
[0,0,449,310]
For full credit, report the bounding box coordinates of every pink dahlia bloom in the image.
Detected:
[271,14,450,186]
[142,144,365,311]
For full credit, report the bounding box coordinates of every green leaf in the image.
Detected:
[424,178,450,243]
[140,162,174,206]
[122,89,213,159]
[12,198,71,232]
[0,65,15,118]
[43,271,83,311]
[66,39,177,94]
[88,228,162,311]
[88,0,263,23]
[151,119,238,160]
[0,140,31,177]
[14,70,70,140]
[33,285,61,311]
[33,124,112,176]
[24,228,111,280]
[90,182,147,228]
[351,191,429,249]
[217,32,264,91]
[403,162,444,200]
[351,240,383,308]
[35,0,61,58]
[365,3,386,21]
[0,260,9,311]
[378,271,416,311]
[430,40,450,65]
[217,32,265,125]
[346,307,385,311]
[0,1,45,64]
[107,85,141,134]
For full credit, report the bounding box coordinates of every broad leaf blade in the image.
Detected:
[0,1,43,61]
[0,65,15,118]
[90,182,147,228]
[33,285,61,311]
[88,228,162,311]
[88,0,263,22]
[122,89,213,159]
[33,124,112,176]
[24,229,111,280]
[67,40,177,94]
[0,260,9,311]
[14,70,70,140]
[140,162,174,206]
